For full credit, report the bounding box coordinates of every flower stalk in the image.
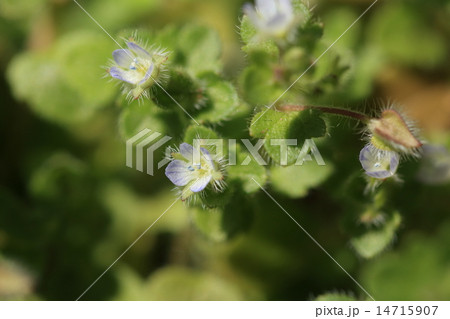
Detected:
[277,104,370,122]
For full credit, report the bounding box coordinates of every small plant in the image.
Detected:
[7,0,449,301]
[102,0,425,258]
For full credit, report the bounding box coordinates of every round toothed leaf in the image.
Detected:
[193,72,240,123]
[249,109,285,138]
[264,109,327,165]
[177,25,222,75]
[7,51,96,124]
[55,31,116,107]
[351,212,402,259]
[239,64,284,106]
[151,68,204,111]
[270,160,333,198]
[184,125,219,145]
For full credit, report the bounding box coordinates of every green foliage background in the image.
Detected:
[1,0,450,300]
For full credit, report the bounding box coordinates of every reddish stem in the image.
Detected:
[278,105,369,122]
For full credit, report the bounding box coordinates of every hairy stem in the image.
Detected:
[278,104,370,122]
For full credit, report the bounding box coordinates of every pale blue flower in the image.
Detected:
[359,144,400,179]
[243,0,296,39]
[108,41,168,100]
[165,143,224,200]
[110,42,153,83]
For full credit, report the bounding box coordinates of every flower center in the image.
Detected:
[129,58,148,73]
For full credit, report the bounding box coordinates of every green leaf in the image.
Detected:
[191,194,252,242]
[55,31,116,108]
[184,125,219,145]
[177,25,222,75]
[270,160,332,198]
[282,47,310,72]
[240,15,257,45]
[351,212,402,259]
[194,72,240,123]
[264,109,326,165]
[198,187,233,209]
[239,65,283,106]
[227,145,267,194]
[118,99,170,140]
[191,207,228,242]
[249,109,285,138]
[361,222,450,300]
[240,15,279,57]
[292,1,323,48]
[152,68,204,111]
[7,51,96,125]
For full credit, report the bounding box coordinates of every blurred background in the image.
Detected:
[1,0,450,300]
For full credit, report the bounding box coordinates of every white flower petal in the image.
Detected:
[278,0,293,14]
[256,0,277,18]
[244,0,295,38]
[109,66,145,85]
[165,160,194,186]
[112,49,134,68]
[190,175,212,192]
[242,3,259,19]
[127,42,152,59]
[200,147,215,168]
[109,67,134,84]
[179,143,194,162]
[266,13,289,30]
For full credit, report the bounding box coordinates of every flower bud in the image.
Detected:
[367,109,422,155]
